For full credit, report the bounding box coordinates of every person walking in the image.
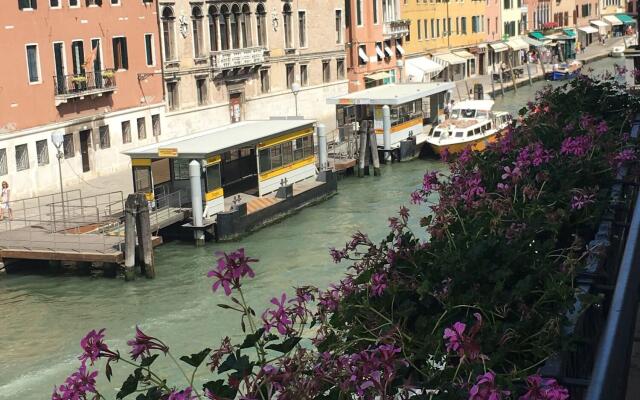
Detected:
[1,181,12,220]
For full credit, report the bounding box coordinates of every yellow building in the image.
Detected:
[401,0,488,82]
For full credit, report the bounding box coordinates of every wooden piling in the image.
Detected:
[464,80,471,100]
[124,194,137,281]
[358,120,369,178]
[135,193,155,279]
[368,121,381,176]
[526,61,533,86]
[506,55,517,93]
[490,70,496,98]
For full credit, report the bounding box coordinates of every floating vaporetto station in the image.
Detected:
[124,118,336,243]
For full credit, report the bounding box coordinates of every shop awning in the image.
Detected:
[604,15,623,26]
[365,71,391,81]
[452,50,475,60]
[125,119,316,159]
[327,82,456,105]
[384,44,393,58]
[405,56,444,82]
[433,52,466,65]
[590,20,609,28]
[490,42,509,52]
[530,31,545,40]
[563,28,576,37]
[375,44,385,59]
[507,37,529,51]
[578,26,599,34]
[522,36,545,47]
[617,14,636,24]
[358,47,369,63]
[396,43,406,56]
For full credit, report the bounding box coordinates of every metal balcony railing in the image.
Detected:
[53,69,117,102]
[210,47,265,70]
[383,19,411,37]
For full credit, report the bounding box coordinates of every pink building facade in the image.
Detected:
[486,0,503,42]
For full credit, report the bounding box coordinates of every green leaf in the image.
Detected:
[116,373,139,399]
[135,387,163,400]
[140,354,159,368]
[202,380,238,400]
[180,348,212,368]
[265,336,301,354]
[240,328,265,349]
[217,353,253,375]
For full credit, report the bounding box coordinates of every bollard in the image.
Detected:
[124,194,137,281]
[358,120,369,178]
[316,123,328,171]
[135,193,155,279]
[189,160,205,246]
[382,105,392,162]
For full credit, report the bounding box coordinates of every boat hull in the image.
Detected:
[546,70,581,81]
[428,133,499,155]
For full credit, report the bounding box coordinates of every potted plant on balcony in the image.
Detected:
[102,70,115,87]
[71,75,88,92]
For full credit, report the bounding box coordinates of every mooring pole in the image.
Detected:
[124,194,137,281]
[135,193,155,279]
[358,120,369,178]
[316,123,328,171]
[368,121,381,176]
[189,160,205,246]
[506,53,517,93]
[382,105,392,162]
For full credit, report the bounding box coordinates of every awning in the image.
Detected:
[326,82,456,106]
[452,50,475,60]
[490,42,509,52]
[365,71,391,81]
[432,52,466,66]
[375,44,385,59]
[507,37,529,51]
[358,47,369,63]
[405,56,444,82]
[578,26,599,34]
[563,28,576,37]
[530,31,545,40]
[590,20,609,28]
[604,15,623,26]
[617,14,636,24]
[384,44,393,58]
[396,43,405,56]
[522,35,545,47]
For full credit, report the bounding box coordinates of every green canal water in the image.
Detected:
[0,57,621,399]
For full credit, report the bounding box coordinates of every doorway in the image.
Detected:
[80,130,91,172]
[229,93,242,123]
[479,53,485,75]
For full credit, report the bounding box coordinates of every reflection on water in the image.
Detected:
[0,57,622,399]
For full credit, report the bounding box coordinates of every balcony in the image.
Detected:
[54,69,116,106]
[383,19,411,38]
[210,47,266,71]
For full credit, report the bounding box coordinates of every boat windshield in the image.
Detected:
[451,109,477,119]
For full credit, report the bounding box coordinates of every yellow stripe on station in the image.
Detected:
[258,128,314,149]
[205,187,224,202]
[205,155,222,166]
[374,117,423,134]
[259,155,315,181]
[132,159,152,167]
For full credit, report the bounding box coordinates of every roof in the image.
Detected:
[326,82,455,105]
[490,42,509,52]
[452,100,495,111]
[530,31,545,40]
[522,35,546,47]
[604,15,623,26]
[124,119,316,159]
[563,28,576,37]
[405,57,443,82]
[452,50,475,60]
[617,14,636,24]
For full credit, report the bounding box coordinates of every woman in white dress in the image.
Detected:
[1,181,12,220]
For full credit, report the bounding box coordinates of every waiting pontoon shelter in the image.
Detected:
[124,119,317,219]
[327,82,455,160]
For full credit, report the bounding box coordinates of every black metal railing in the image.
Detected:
[53,69,116,96]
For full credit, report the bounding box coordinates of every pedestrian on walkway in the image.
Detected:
[1,181,13,220]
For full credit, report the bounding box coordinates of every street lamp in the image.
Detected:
[291,82,301,116]
[51,130,66,228]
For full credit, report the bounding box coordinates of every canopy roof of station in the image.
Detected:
[326,82,455,106]
[124,119,316,159]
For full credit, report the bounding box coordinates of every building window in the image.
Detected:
[300,64,309,86]
[36,139,49,166]
[335,10,343,44]
[86,0,102,6]
[229,5,240,49]
[373,0,379,24]
[337,58,345,79]
[137,117,147,140]
[283,3,293,48]
[63,134,74,158]
[26,44,41,84]
[192,6,204,57]
[208,6,219,51]
[112,37,128,70]
[358,44,367,66]
[240,4,252,48]
[260,69,270,93]
[298,11,307,48]
[99,126,110,149]
[375,42,384,61]
[71,40,85,75]
[356,0,363,26]
[418,19,422,40]
[256,4,267,47]
[50,0,60,8]
[15,144,30,171]
[322,60,331,83]
[461,17,467,34]
[18,0,37,9]
[219,6,230,50]
[0,149,7,176]
[196,78,207,105]
[121,121,131,144]
[152,114,161,136]
[286,64,295,88]
[144,34,154,66]
[161,7,176,61]
[111,0,119,4]
[167,81,178,111]
[70,0,79,6]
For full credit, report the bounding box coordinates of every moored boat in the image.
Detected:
[546,60,583,81]
[425,100,511,155]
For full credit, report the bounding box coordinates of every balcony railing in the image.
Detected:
[210,47,265,70]
[383,19,411,38]
[54,69,116,105]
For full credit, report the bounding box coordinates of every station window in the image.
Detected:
[16,144,30,171]
[36,139,49,166]
[173,159,191,180]
[258,132,314,174]
[205,163,221,191]
[133,167,152,193]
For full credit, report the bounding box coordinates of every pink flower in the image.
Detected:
[262,293,294,335]
[560,136,592,157]
[370,272,388,297]
[469,371,510,400]
[126,326,169,361]
[570,191,596,210]
[501,165,522,182]
[443,313,484,360]
[520,374,569,400]
[443,322,466,353]
[612,148,637,168]
[207,249,258,296]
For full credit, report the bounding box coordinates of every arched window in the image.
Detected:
[161,7,176,61]
[283,3,293,49]
[230,5,240,49]
[208,6,219,52]
[256,3,267,47]
[192,6,204,57]
[219,5,230,50]
[241,4,252,48]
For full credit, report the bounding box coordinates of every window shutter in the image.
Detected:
[32,0,37,9]
[18,0,27,10]
[122,38,128,69]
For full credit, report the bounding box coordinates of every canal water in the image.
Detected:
[0,57,621,399]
